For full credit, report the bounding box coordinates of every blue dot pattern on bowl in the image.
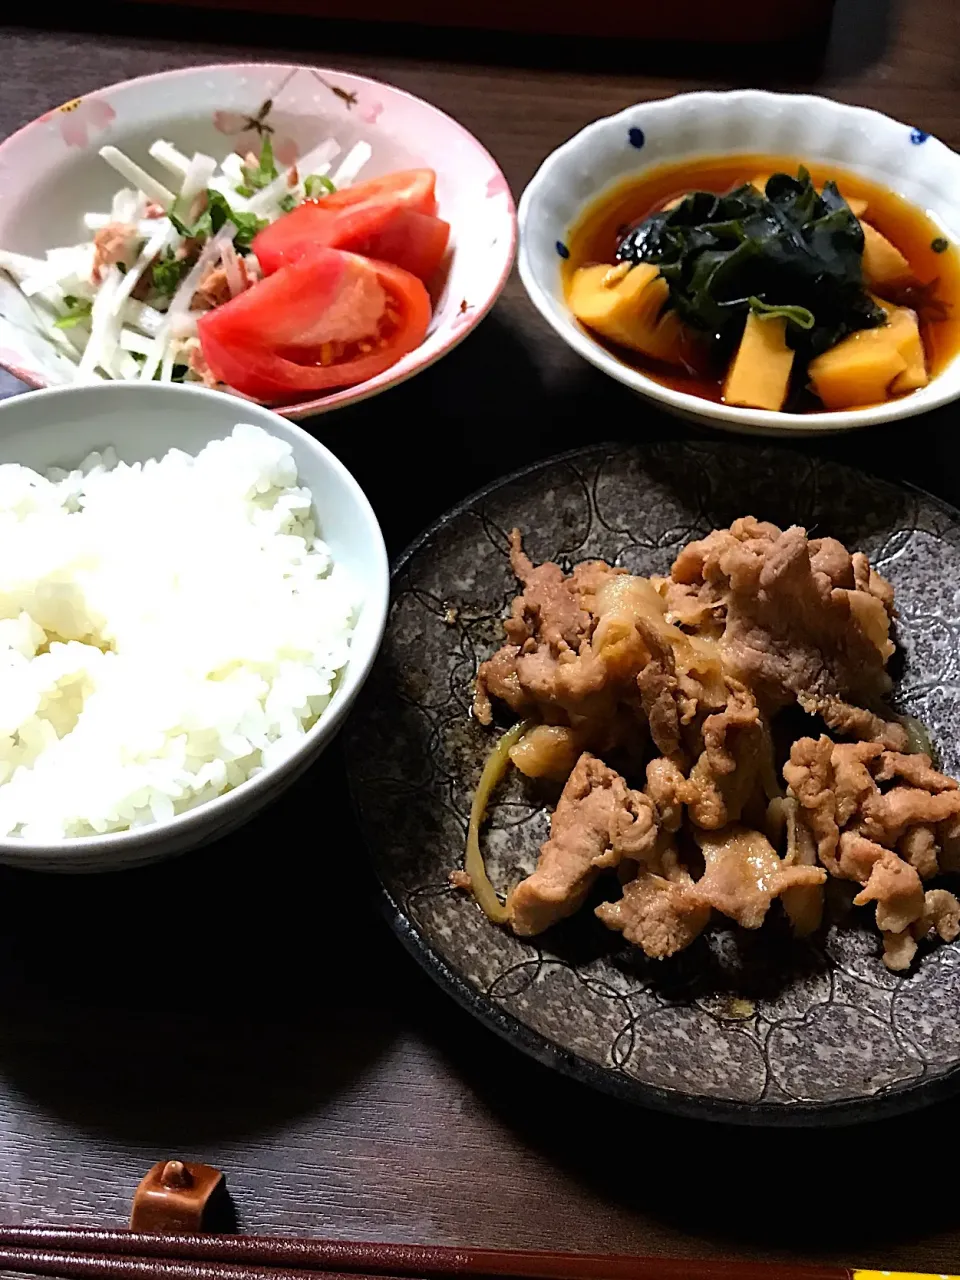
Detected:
[911,128,930,144]
[556,241,570,259]
[628,127,646,149]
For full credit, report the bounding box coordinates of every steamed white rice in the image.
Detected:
[0,423,356,840]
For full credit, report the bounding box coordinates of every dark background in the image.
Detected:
[2,0,960,1271]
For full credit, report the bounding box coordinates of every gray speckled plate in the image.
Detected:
[344,441,960,1125]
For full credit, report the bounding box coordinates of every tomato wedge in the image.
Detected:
[252,168,445,280]
[311,168,438,217]
[253,202,450,282]
[342,209,450,283]
[197,249,431,401]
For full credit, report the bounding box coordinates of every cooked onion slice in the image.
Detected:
[464,720,529,923]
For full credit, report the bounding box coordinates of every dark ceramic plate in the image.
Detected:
[344,441,960,1125]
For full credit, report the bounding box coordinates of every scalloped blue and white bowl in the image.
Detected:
[518,90,960,436]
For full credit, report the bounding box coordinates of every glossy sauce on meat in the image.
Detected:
[562,154,960,410]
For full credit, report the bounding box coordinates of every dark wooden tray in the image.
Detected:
[123,0,837,42]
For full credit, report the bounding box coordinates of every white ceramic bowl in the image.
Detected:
[518,90,960,436]
[0,381,389,872]
[0,62,516,419]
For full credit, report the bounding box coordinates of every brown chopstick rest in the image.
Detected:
[130,1161,224,1233]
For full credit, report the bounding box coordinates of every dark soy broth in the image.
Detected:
[563,155,960,409]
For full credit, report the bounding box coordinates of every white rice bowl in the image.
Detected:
[0,422,356,840]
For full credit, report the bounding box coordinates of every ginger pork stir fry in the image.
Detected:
[465,519,960,971]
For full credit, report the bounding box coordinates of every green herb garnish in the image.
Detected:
[304,174,336,199]
[748,296,815,330]
[168,206,196,238]
[151,250,190,297]
[278,192,298,214]
[169,190,268,251]
[616,166,886,361]
[54,297,93,328]
[258,134,277,181]
[205,189,267,249]
[240,135,279,192]
[932,237,950,254]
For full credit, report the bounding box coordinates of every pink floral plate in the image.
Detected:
[0,63,516,419]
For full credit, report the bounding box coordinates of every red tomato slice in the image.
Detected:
[253,201,385,275]
[254,204,450,283]
[349,210,450,283]
[202,246,385,349]
[316,168,438,217]
[198,249,431,400]
[253,168,440,277]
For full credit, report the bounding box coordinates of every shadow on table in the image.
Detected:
[306,304,702,556]
[0,750,401,1147]
[422,985,960,1263]
[0,306,668,1150]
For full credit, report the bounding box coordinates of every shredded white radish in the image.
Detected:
[99,147,176,210]
[120,299,166,337]
[169,225,235,320]
[18,292,85,363]
[110,348,143,380]
[18,245,93,298]
[110,220,179,317]
[119,328,155,355]
[83,213,166,236]
[76,266,124,381]
[48,244,92,262]
[136,324,172,384]
[4,129,374,387]
[294,137,342,181]
[48,326,85,362]
[206,175,255,212]
[176,152,218,214]
[110,187,139,223]
[29,283,70,313]
[220,153,246,184]
[149,139,190,177]
[247,138,340,216]
[331,141,373,188]
[158,343,177,383]
[21,266,79,299]
[139,224,235,381]
[0,250,47,280]
[19,276,56,298]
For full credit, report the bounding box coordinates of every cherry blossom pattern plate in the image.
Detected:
[0,63,515,417]
[344,440,960,1125]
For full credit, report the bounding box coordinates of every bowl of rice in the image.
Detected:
[0,380,388,871]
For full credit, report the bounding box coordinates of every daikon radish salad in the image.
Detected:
[0,133,372,388]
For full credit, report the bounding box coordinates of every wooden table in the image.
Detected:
[2,1,960,1273]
